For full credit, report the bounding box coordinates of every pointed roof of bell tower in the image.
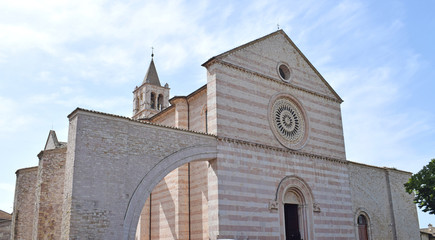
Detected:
[142,52,161,86]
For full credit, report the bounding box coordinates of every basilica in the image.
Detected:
[10,30,420,240]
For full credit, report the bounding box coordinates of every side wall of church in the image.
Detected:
[149,165,189,240]
[11,167,38,240]
[188,89,207,132]
[190,161,209,239]
[136,160,210,240]
[33,147,66,239]
[136,88,210,240]
[389,169,421,239]
[186,89,210,239]
[152,108,176,127]
[214,140,355,240]
[136,198,151,240]
[61,110,216,239]
[348,162,420,240]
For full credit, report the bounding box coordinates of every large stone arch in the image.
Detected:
[61,109,217,239]
[123,145,217,240]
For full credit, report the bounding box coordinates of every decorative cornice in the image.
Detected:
[217,60,342,104]
[216,136,347,164]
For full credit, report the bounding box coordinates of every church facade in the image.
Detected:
[10,30,420,240]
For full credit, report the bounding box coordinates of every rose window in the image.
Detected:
[269,95,308,150]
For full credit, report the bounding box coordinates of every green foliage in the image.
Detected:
[404,159,435,215]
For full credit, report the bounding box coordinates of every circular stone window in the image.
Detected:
[268,94,309,150]
[277,63,291,82]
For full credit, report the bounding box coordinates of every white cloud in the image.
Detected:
[0,97,35,136]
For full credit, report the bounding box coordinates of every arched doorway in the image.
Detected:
[276,176,315,240]
[357,214,369,240]
[283,191,302,240]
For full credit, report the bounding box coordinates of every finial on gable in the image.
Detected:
[151,47,154,58]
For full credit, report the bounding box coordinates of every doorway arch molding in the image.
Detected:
[275,175,315,240]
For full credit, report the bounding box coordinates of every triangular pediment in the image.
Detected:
[203,30,342,102]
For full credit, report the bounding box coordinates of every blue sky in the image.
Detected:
[0,0,434,228]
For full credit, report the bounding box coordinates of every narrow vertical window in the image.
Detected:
[150,92,156,109]
[205,109,208,133]
[135,97,140,111]
[358,215,369,240]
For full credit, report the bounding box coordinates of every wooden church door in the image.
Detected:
[357,215,369,240]
[284,204,301,240]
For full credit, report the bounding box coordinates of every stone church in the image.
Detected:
[10,30,420,240]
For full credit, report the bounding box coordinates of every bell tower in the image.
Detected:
[132,53,170,120]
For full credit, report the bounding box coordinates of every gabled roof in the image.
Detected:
[202,30,343,103]
[44,130,66,150]
[0,210,12,221]
[142,58,161,86]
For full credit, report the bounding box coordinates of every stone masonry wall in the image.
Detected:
[188,88,207,133]
[136,88,209,240]
[136,161,209,240]
[214,140,354,240]
[189,161,209,240]
[149,165,189,239]
[33,147,66,240]
[348,162,420,240]
[187,87,209,240]
[11,167,38,240]
[136,197,150,240]
[62,109,216,239]
[206,32,346,160]
[0,220,11,240]
[152,108,176,127]
[388,170,420,239]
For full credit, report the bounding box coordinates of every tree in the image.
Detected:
[404,159,435,215]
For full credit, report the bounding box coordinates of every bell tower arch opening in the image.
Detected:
[150,92,156,109]
[157,94,164,110]
[132,53,170,120]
